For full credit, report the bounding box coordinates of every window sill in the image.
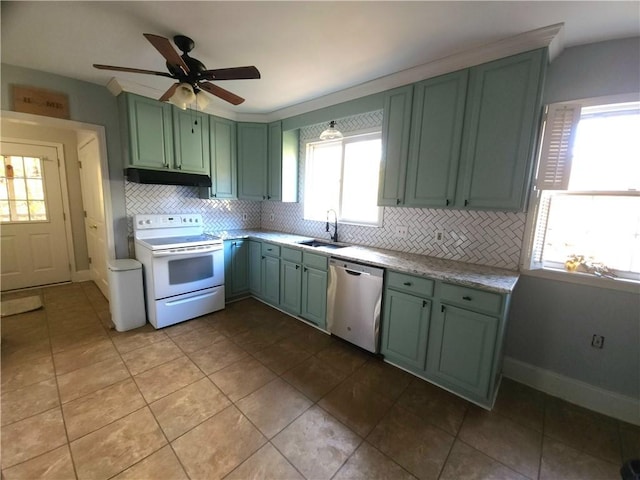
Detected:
[521,267,640,294]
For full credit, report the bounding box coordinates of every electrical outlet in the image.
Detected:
[591,334,605,349]
[242,213,247,221]
[394,226,408,238]
[269,213,275,222]
[435,230,445,243]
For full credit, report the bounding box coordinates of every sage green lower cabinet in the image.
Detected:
[223,240,249,301]
[262,252,280,306]
[426,304,498,400]
[248,240,263,296]
[280,259,302,315]
[301,251,328,329]
[381,289,431,370]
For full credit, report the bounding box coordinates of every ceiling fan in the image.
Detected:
[94,33,260,106]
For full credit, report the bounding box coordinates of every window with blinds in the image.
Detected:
[523,96,640,281]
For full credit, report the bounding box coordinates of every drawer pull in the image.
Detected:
[403,281,412,286]
[462,296,472,301]
[422,300,427,308]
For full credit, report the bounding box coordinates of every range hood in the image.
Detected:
[126,168,212,187]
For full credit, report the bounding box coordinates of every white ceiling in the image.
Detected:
[1,1,639,119]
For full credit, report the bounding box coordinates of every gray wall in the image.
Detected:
[1,64,129,258]
[507,37,640,399]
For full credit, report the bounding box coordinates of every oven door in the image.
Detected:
[150,245,224,299]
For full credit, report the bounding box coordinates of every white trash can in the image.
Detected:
[107,259,146,332]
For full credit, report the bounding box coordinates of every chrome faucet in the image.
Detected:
[326,209,338,242]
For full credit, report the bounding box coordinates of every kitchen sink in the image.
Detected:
[298,240,347,250]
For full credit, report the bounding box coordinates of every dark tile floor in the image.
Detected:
[1,282,637,479]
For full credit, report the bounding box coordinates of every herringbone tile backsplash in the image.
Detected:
[124,110,525,270]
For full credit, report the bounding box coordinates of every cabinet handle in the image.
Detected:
[303,267,307,272]
[163,163,169,169]
[263,195,267,200]
[403,282,412,286]
[462,296,472,301]
[212,193,217,198]
[267,195,271,199]
[295,265,300,270]
[445,199,450,206]
[261,256,265,259]
[232,242,236,247]
[441,305,445,313]
[422,300,428,308]
[176,164,182,170]
[464,199,469,206]
[396,198,401,205]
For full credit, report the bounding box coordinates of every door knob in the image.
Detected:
[89,224,98,229]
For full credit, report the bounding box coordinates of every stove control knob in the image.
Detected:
[145,220,151,225]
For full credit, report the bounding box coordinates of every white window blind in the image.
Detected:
[535,103,581,190]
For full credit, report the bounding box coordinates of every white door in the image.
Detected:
[0,142,71,290]
[78,137,109,299]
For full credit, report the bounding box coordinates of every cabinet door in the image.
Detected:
[238,122,268,200]
[280,259,302,315]
[405,71,468,208]
[457,49,546,211]
[381,289,431,370]
[125,94,174,169]
[267,121,282,201]
[210,116,237,199]
[301,266,327,329]
[427,304,498,399]
[173,109,210,174]
[378,85,413,206]
[224,240,249,299]
[262,255,280,305]
[248,240,263,296]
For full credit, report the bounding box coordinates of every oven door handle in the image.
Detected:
[151,245,223,257]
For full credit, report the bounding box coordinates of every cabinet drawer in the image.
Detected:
[386,271,434,297]
[303,251,328,271]
[281,247,302,263]
[262,242,280,257]
[440,283,502,315]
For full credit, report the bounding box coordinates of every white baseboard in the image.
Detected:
[72,270,92,283]
[502,356,640,426]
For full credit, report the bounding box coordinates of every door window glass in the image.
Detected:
[0,155,48,223]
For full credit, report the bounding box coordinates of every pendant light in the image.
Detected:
[320,120,343,140]
[169,83,196,110]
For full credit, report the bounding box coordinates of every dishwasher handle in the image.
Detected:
[345,269,363,276]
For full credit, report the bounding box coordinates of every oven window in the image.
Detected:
[168,256,213,285]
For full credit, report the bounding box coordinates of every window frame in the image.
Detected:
[521,93,640,292]
[303,128,383,227]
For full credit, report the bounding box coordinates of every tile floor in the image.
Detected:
[1,282,637,480]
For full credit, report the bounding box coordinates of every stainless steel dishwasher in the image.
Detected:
[326,258,384,353]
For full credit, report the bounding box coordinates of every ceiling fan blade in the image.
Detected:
[200,66,261,81]
[159,83,179,102]
[143,33,190,74]
[93,64,174,78]
[198,82,245,105]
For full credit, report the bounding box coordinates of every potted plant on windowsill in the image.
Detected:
[564,255,617,278]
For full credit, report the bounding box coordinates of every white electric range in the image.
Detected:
[133,213,225,328]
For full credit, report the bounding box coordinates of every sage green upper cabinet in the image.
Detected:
[121,93,174,170]
[238,122,268,200]
[405,70,468,208]
[172,108,210,174]
[457,49,546,211]
[210,116,237,199]
[267,122,283,202]
[378,85,413,206]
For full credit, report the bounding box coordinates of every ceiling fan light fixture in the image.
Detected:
[320,120,343,140]
[195,90,210,110]
[169,82,196,110]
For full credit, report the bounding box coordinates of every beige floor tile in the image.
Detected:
[53,337,119,375]
[109,323,168,354]
[49,324,109,353]
[121,338,183,375]
[493,377,546,432]
[1,336,52,365]
[1,407,67,469]
[150,377,230,441]
[288,325,334,354]
[315,341,370,374]
[333,442,417,480]
[134,355,203,403]
[368,405,454,480]
[439,440,529,480]
[209,356,277,401]
[253,340,312,375]
[544,396,621,464]
[318,376,395,437]
[231,326,282,353]
[1,445,76,480]
[396,378,468,435]
[188,337,248,374]
[112,445,188,480]
[459,406,542,479]
[273,405,361,480]
[225,443,304,480]
[171,326,227,353]
[70,407,166,480]
[1,310,47,336]
[540,436,620,480]
[62,379,146,440]
[1,378,59,426]
[282,355,348,401]
[1,354,55,392]
[172,405,266,479]
[57,357,130,403]
[349,359,413,400]
[236,378,312,438]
